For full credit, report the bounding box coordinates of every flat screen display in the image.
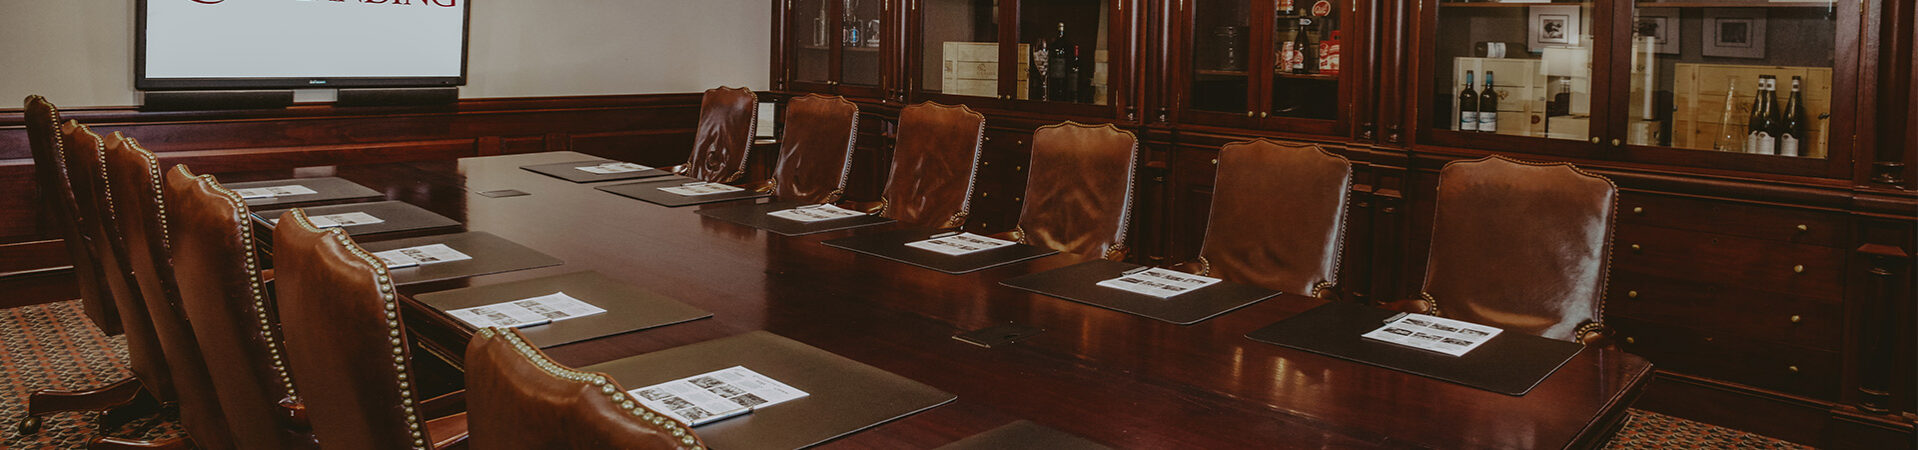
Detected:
[137,0,469,90]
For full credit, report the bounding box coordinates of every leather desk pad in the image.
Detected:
[356,231,563,285]
[999,260,1280,325]
[520,159,674,183]
[585,331,956,450]
[695,201,896,236]
[822,228,1059,275]
[1246,301,1586,396]
[229,177,384,208]
[254,200,463,238]
[413,271,712,348]
[596,178,772,207]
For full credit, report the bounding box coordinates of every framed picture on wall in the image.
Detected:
[1635,8,1680,55]
[1703,8,1766,59]
[1528,6,1582,50]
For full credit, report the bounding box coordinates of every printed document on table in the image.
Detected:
[903,232,1014,256]
[1095,267,1222,298]
[766,204,867,223]
[233,185,318,199]
[658,182,745,196]
[628,366,810,426]
[304,212,385,228]
[372,244,472,269]
[444,292,605,329]
[1361,313,1504,357]
[576,162,652,174]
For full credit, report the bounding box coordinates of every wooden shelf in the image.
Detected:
[1438,1,1834,6]
[1195,69,1250,77]
[797,45,882,52]
[1273,72,1340,81]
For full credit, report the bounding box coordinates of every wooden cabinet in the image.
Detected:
[1170,0,1370,137]
[780,0,896,98]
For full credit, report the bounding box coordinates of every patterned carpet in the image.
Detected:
[2,300,1810,449]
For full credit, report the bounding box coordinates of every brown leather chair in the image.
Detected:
[1178,139,1353,297]
[101,134,240,449]
[1003,122,1139,260]
[1396,155,1617,345]
[167,164,317,449]
[24,96,120,335]
[873,102,986,229]
[465,327,707,450]
[273,210,469,450]
[673,86,757,183]
[755,93,859,204]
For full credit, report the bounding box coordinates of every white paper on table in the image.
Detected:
[1360,313,1504,357]
[445,304,551,329]
[628,366,809,426]
[303,212,385,228]
[903,232,1014,256]
[658,182,745,196]
[371,243,472,269]
[232,185,318,199]
[506,292,606,322]
[575,162,652,174]
[1095,267,1222,298]
[766,204,867,223]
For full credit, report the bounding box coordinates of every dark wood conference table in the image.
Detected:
[222,151,1652,449]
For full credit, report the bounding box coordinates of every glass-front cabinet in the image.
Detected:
[787,0,890,97]
[1177,0,1363,135]
[912,0,1135,117]
[1417,0,1858,177]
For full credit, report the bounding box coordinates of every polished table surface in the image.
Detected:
[220,152,1652,449]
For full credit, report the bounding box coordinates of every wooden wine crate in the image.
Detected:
[940,42,1028,98]
[1671,64,1831,157]
[1451,57,1547,137]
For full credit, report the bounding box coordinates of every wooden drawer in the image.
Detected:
[1617,192,1847,248]
[1611,316,1840,401]
[1607,267,1843,351]
[1614,224,1845,302]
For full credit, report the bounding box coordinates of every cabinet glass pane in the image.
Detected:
[795,0,831,83]
[1270,0,1341,119]
[840,0,882,86]
[921,0,1001,98]
[1433,1,1594,141]
[1017,0,1110,104]
[1191,0,1249,113]
[1628,2,1834,159]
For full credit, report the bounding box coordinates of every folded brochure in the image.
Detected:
[372,243,472,269]
[271,211,385,228]
[576,162,652,174]
[445,292,607,329]
[1360,313,1504,357]
[1095,267,1222,298]
[629,366,809,426]
[903,232,1014,256]
[658,182,745,196]
[233,185,318,199]
[766,203,867,223]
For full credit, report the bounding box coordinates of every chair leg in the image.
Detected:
[20,378,150,434]
[87,436,192,450]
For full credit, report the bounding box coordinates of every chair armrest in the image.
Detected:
[740,178,777,194]
[276,397,310,430]
[1166,259,1206,276]
[837,200,885,215]
[1576,322,1616,348]
[418,390,465,421]
[1380,297,1437,315]
[426,412,469,450]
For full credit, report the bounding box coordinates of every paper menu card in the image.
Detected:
[308,212,385,228]
[1095,267,1222,298]
[766,204,867,223]
[575,162,653,174]
[658,182,746,196]
[1361,313,1504,357]
[445,292,607,329]
[372,244,472,269]
[629,366,810,427]
[233,185,318,199]
[903,232,1014,256]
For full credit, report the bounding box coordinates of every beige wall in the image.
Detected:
[0,0,771,108]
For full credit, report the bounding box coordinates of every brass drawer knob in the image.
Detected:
[1624,337,1636,344]
[1793,265,1805,274]
[1590,137,1601,144]
[1632,207,1644,215]
[1211,158,1219,165]
[1630,244,1642,254]
[980,192,990,198]
[1789,315,1802,323]
[1796,224,1809,232]
[1788,365,1800,373]
[1627,290,1639,299]
[1246,111,1256,118]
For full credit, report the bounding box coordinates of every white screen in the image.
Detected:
[145,0,464,80]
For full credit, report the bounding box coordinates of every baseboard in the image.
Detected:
[0,267,77,309]
[1637,370,1916,449]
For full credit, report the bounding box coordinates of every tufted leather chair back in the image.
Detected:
[771,94,859,204]
[1193,140,1352,296]
[879,102,985,228]
[104,135,239,449]
[1011,122,1138,260]
[274,211,433,449]
[64,122,175,401]
[1420,156,1617,342]
[680,87,758,183]
[167,165,316,449]
[465,327,707,450]
[25,96,120,335]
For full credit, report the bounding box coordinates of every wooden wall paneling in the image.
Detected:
[1847,214,1916,415]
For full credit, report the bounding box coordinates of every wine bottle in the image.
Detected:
[1046,22,1075,102]
[1458,71,1479,132]
[1478,71,1499,133]
[1747,76,1777,155]
[1297,16,1318,74]
[1779,76,1807,157]
[1066,46,1086,103]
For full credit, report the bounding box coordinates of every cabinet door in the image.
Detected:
[840,0,886,90]
[916,0,1011,102]
[792,0,835,87]
[1178,0,1261,128]
[1015,0,1118,111]
[1610,0,1856,177]
[1262,0,1355,136]
[785,0,889,97]
[1417,0,1612,153]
